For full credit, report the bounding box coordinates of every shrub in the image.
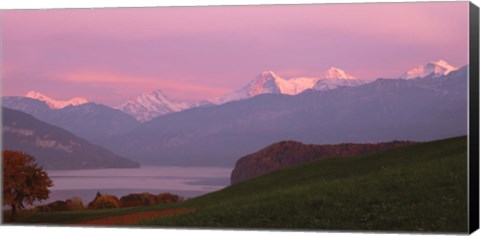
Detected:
[87,192,120,209]
[65,197,85,211]
[118,192,184,207]
[156,193,184,204]
[36,197,85,212]
[120,192,157,207]
[36,200,67,212]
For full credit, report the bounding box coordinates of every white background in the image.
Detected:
[0,0,479,236]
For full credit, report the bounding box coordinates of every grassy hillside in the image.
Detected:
[9,136,468,232]
[141,136,468,232]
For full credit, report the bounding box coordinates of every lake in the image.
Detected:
[43,165,232,205]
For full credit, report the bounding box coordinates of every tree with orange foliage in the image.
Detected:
[2,150,53,222]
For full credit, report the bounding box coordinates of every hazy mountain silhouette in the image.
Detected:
[2,107,140,170]
[2,98,140,143]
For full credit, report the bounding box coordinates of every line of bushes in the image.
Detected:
[36,197,85,212]
[36,192,184,212]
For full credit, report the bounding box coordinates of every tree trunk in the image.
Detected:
[10,204,17,222]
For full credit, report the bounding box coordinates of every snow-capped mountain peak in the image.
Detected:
[246,71,283,96]
[25,91,88,109]
[313,67,363,91]
[322,67,356,80]
[118,89,190,122]
[209,71,284,104]
[212,67,362,104]
[138,90,172,106]
[400,60,458,79]
[432,59,454,69]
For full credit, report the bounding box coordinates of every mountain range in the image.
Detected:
[3,60,458,123]
[109,67,364,121]
[2,60,467,168]
[97,65,468,166]
[122,60,455,119]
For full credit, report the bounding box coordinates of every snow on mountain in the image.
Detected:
[312,67,363,91]
[400,60,458,79]
[25,91,88,109]
[211,71,283,104]
[213,67,362,104]
[118,89,189,122]
[276,76,319,95]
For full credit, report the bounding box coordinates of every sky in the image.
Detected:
[1,2,470,106]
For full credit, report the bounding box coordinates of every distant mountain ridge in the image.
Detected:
[112,68,364,121]
[98,65,468,167]
[4,60,464,125]
[2,107,140,170]
[2,97,140,143]
[8,60,459,123]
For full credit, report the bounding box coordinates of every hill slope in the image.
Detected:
[2,107,140,170]
[231,140,415,184]
[142,136,468,232]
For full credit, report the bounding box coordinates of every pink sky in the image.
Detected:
[1,2,469,106]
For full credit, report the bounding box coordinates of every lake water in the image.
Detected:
[43,166,232,205]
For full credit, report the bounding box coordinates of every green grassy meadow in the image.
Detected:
[7,136,468,233]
